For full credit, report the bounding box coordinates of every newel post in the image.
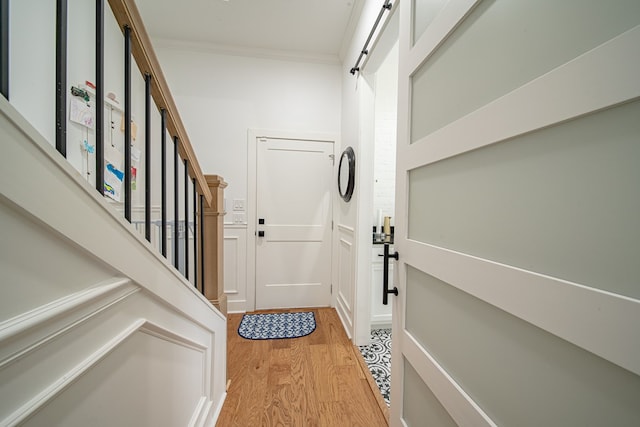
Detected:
[203,174,227,313]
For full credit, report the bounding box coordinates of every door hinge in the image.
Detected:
[330,283,333,294]
[331,220,334,230]
[329,154,335,165]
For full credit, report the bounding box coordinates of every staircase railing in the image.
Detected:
[1,0,211,293]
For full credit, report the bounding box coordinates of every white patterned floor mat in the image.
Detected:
[237,312,316,340]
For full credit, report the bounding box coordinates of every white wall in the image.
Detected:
[367,40,399,328]
[336,1,398,343]
[372,41,398,230]
[153,44,342,312]
[9,0,56,145]
[154,45,342,206]
[9,0,150,214]
[9,0,199,277]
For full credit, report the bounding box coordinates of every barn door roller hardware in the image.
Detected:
[349,0,393,75]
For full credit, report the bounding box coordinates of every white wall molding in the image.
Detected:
[226,299,248,314]
[338,239,354,314]
[337,293,352,316]
[223,227,248,312]
[223,236,241,295]
[338,0,366,61]
[155,38,341,66]
[371,314,392,327]
[130,205,162,215]
[208,395,228,427]
[337,224,355,234]
[0,278,138,370]
[223,223,248,229]
[0,278,133,344]
[335,227,355,338]
[247,130,258,312]
[190,396,226,427]
[189,397,209,427]
[139,321,208,353]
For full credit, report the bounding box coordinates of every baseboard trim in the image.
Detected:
[335,302,353,340]
[188,396,209,427]
[226,299,247,314]
[208,392,228,427]
[371,314,392,329]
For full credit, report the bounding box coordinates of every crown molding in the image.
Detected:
[152,38,341,66]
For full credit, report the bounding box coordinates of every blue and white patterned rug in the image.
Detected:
[238,312,316,340]
[359,328,392,406]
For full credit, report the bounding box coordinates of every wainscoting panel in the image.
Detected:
[223,225,248,313]
[20,323,207,427]
[336,225,355,337]
[0,279,220,426]
[223,236,240,295]
[0,200,119,323]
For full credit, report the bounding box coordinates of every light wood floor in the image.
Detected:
[216,308,388,426]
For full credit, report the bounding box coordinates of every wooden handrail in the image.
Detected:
[107,0,212,207]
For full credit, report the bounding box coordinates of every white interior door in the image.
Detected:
[255,137,334,310]
[390,0,640,425]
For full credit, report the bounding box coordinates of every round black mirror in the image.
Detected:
[338,146,355,202]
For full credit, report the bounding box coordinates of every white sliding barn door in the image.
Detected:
[390,1,640,425]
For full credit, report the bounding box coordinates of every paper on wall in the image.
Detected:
[69,97,95,129]
[120,116,139,141]
[131,146,141,164]
[131,167,137,191]
[104,162,124,202]
[104,143,122,168]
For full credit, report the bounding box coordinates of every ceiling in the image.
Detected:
[134,0,362,62]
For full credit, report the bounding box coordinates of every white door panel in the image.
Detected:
[256,138,333,309]
[391,0,640,426]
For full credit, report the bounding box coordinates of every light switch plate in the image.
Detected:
[232,199,245,211]
[233,213,246,224]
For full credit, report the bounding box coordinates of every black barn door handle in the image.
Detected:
[382,243,399,305]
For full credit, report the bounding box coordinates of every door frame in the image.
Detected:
[247,129,339,312]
